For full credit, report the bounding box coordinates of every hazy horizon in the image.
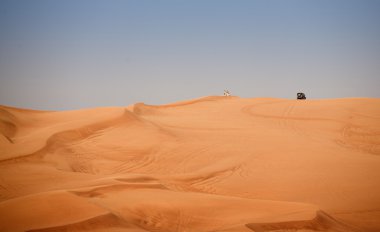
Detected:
[1,0,380,110]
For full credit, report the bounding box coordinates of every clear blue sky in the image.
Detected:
[1,0,379,110]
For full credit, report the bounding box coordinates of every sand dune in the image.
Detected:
[1,97,380,232]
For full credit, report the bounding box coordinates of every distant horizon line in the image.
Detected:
[1,95,379,112]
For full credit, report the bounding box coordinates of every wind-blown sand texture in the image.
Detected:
[1,96,380,232]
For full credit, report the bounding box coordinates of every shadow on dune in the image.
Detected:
[26,210,360,232]
[26,213,148,232]
[0,108,17,144]
[246,210,361,232]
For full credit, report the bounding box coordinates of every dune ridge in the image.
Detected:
[1,97,380,232]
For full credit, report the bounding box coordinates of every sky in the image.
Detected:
[0,0,379,110]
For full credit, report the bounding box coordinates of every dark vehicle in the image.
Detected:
[297,92,306,100]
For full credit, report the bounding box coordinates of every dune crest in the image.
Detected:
[1,97,380,232]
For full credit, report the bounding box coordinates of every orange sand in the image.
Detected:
[1,96,380,232]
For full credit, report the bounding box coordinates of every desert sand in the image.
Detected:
[0,96,380,232]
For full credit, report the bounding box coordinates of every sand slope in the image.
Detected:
[1,97,380,232]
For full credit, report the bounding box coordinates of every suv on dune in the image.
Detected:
[297,92,306,100]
